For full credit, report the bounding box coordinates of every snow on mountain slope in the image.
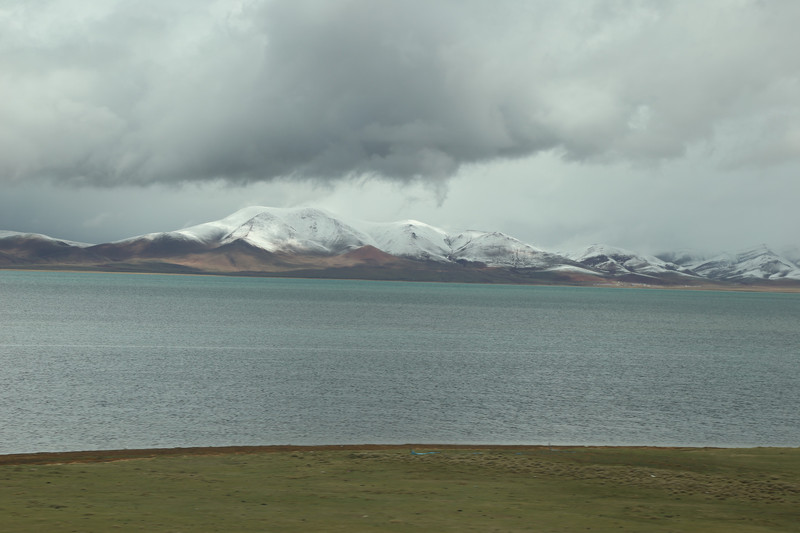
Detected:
[0,230,36,239]
[781,246,800,268]
[357,220,451,262]
[134,206,560,268]
[655,249,708,267]
[687,245,800,281]
[565,244,696,277]
[354,220,564,267]
[448,231,557,268]
[35,206,794,283]
[131,207,371,254]
[217,208,371,254]
[0,230,101,265]
[0,230,93,247]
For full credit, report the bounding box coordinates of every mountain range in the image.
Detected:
[2,206,799,288]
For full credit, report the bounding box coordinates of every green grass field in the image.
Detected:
[1,446,798,532]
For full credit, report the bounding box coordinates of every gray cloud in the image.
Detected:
[2,0,800,188]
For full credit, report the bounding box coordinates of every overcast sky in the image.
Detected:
[1,0,798,254]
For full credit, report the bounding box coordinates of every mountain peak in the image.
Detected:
[2,206,799,286]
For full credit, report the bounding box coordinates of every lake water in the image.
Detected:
[1,271,798,454]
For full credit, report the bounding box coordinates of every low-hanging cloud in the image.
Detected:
[2,0,800,188]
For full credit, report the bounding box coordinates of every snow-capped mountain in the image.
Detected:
[655,249,707,267]
[679,245,800,281]
[180,206,372,254]
[780,246,800,269]
[0,230,98,266]
[358,219,452,262]
[126,206,569,269]
[448,231,558,269]
[0,230,91,248]
[354,219,562,268]
[1,206,798,286]
[565,244,696,278]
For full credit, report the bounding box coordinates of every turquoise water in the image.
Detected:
[1,271,798,453]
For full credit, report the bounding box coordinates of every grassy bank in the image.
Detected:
[1,445,798,532]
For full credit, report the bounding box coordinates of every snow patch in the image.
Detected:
[0,230,93,247]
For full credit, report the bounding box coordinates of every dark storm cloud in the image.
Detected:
[2,0,800,187]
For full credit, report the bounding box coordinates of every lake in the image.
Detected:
[1,270,798,453]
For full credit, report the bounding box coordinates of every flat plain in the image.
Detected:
[1,445,798,532]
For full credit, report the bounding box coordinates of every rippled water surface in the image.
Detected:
[1,271,798,453]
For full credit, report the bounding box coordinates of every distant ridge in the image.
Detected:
[2,207,799,288]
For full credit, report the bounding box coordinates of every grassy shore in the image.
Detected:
[1,445,798,532]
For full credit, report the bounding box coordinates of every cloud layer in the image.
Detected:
[3,0,800,188]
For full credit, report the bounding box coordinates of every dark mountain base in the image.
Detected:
[5,261,799,291]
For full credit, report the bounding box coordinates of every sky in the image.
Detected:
[1,0,799,254]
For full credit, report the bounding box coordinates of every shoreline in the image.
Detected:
[3,266,800,293]
[1,443,791,466]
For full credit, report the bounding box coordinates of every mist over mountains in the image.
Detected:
[2,207,799,287]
